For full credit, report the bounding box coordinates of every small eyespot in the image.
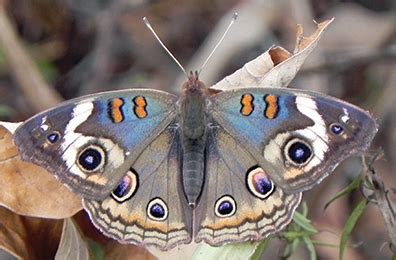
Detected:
[214,195,236,218]
[246,166,275,199]
[77,145,105,172]
[111,169,138,203]
[47,132,60,143]
[147,198,168,221]
[285,139,313,166]
[330,123,344,135]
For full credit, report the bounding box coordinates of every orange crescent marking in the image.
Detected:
[264,95,278,119]
[110,98,124,123]
[134,96,148,119]
[240,94,254,116]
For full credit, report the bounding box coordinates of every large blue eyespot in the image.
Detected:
[215,195,236,218]
[77,145,105,172]
[147,198,168,221]
[286,139,312,165]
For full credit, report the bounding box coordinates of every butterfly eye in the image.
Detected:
[147,198,168,221]
[284,138,313,166]
[215,195,236,218]
[47,131,60,143]
[77,145,105,172]
[111,169,138,203]
[246,167,275,199]
[330,123,344,135]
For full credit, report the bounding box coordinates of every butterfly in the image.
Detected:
[13,69,377,250]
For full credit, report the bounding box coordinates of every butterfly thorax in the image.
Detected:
[179,72,208,207]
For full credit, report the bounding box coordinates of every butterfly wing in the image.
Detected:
[14,89,178,199]
[194,126,301,245]
[209,88,377,193]
[82,126,193,250]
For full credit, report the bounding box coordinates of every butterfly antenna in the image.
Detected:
[198,12,238,76]
[143,17,188,77]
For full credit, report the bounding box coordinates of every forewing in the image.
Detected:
[209,88,377,193]
[14,89,178,199]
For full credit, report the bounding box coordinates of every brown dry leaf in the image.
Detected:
[0,122,82,219]
[211,19,334,91]
[72,211,156,260]
[0,206,63,260]
[55,218,89,260]
[105,241,156,260]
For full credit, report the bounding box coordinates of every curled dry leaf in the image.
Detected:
[55,218,89,260]
[71,211,156,260]
[0,206,63,260]
[104,241,156,260]
[211,19,334,90]
[0,122,82,219]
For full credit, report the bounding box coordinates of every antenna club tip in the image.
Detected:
[143,17,150,26]
[232,12,238,20]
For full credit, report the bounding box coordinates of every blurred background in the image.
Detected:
[0,0,394,259]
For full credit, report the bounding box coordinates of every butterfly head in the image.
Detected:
[182,71,206,94]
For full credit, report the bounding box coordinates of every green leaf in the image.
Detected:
[37,59,58,81]
[281,238,301,258]
[301,201,309,217]
[250,239,269,260]
[324,175,362,210]
[88,240,105,260]
[293,212,318,234]
[192,241,258,260]
[0,105,14,119]
[339,199,368,260]
[302,236,317,260]
[290,237,301,253]
[283,231,305,241]
[311,240,338,248]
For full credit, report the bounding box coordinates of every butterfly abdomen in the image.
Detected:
[182,139,205,207]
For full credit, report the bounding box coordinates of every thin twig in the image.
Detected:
[0,3,62,112]
[363,153,396,254]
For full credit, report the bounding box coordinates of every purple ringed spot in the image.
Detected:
[111,169,138,203]
[214,195,236,218]
[147,198,168,221]
[246,166,275,199]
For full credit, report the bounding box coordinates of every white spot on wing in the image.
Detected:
[40,116,49,132]
[295,96,329,167]
[341,108,350,123]
[61,100,125,179]
[61,101,94,178]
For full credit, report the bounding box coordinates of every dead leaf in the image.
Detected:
[0,122,82,219]
[105,241,156,260]
[72,211,156,260]
[55,218,89,260]
[0,206,63,260]
[211,19,334,90]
